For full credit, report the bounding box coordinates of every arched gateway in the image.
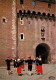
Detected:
[36,43,50,64]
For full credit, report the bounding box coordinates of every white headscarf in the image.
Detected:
[17,59,20,61]
[39,58,42,61]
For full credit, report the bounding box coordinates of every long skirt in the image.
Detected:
[37,65,43,73]
[17,66,21,74]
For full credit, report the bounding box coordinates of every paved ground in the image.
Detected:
[0,64,56,80]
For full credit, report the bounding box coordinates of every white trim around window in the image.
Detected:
[20,33,24,41]
[2,17,7,23]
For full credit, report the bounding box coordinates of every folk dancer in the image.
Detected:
[13,57,17,70]
[16,59,22,76]
[25,56,34,75]
[5,56,12,75]
[37,56,43,75]
[20,57,25,71]
[35,57,39,72]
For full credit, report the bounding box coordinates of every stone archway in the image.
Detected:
[36,43,50,63]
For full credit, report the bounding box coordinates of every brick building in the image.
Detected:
[0,0,56,65]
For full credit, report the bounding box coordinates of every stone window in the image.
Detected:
[20,0,24,8]
[20,0,23,4]
[48,3,51,8]
[2,17,6,23]
[20,33,24,40]
[20,17,24,25]
[20,17,23,20]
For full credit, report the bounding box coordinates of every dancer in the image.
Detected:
[5,56,12,75]
[13,57,17,68]
[25,56,34,75]
[16,59,22,76]
[37,56,43,75]
[20,57,25,71]
[35,57,39,72]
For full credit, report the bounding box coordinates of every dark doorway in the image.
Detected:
[36,44,49,63]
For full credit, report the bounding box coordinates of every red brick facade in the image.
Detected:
[0,0,56,65]
[17,0,56,16]
[0,0,17,65]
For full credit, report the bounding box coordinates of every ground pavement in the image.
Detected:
[0,64,56,80]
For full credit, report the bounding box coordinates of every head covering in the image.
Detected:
[39,56,42,60]
[17,59,20,61]
[28,56,31,58]
[7,56,10,59]
[39,58,42,61]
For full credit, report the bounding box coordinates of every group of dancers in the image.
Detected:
[5,56,43,76]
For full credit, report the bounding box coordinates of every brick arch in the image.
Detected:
[35,43,51,63]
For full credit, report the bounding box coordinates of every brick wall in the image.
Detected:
[17,0,56,16]
[0,0,56,65]
[18,16,56,62]
[17,0,56,62]
[0,0,17,66]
